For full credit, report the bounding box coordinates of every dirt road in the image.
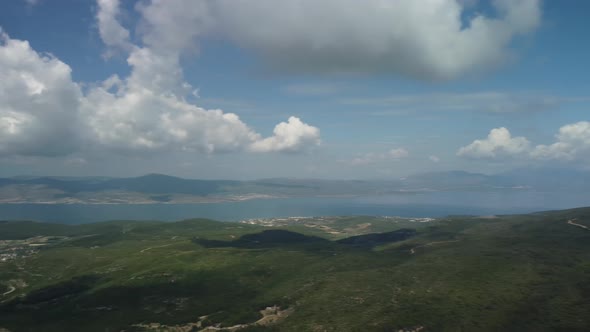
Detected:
[140,243,175,253]
[567,219,589,230]
[1,286,15,297]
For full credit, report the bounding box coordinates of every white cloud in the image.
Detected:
[429,155,441,163]
[458,122,590,162]
[389,148,409,159]
[0,29,84,156]
[0,0,322,158]
[249,117,320,153]
[135,0,215,53]
[457,127,530,159]
[87,1,319,154]
[531,122,590,160]
[124,0,543,80]
[82,79,263,153]
[350,148,409,166]
[169,0,541,80]
[89,0,321,154]
[96,0,133,56]
[89,2,319,154]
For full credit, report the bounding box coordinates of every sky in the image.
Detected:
[0,0,588,179]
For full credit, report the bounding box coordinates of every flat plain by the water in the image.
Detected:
[1,190,588,224]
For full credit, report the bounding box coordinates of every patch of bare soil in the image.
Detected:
[343,222,372,234]
[397,326,425,332]
[133,305,293,332]
[255,305,294,326]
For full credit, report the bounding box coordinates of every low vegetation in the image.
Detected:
[1,208,590,331]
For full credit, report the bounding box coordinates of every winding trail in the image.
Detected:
[2,286,15,297]
[567,219,589,230]
[410,240,460,254]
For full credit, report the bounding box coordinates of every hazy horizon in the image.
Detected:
[2,166,586,182]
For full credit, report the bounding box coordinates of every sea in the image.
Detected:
[1,190,589,224]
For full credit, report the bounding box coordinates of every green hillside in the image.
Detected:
[1,208,590,331]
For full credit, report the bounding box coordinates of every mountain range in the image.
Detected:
[0,168,588,204]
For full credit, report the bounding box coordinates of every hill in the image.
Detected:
[1,208,590,331]
[2,168,590,204]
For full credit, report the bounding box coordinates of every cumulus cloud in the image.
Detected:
[135,0,215,53]
[0,29,84,156]
[429,155,441,163]
[389,148,410,159]
[249,117,320,153]
[457,127,530,159]
[151,0,542,80]
[82,80,262,153]
[91,1,318,154]
[458,122,590,162]
[85,0,320,154]
[350,148,409,166]
[531,122,590,160]
[96,0,133,55]
[0,0,321,158]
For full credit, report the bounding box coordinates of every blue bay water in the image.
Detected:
[0,190,589,224]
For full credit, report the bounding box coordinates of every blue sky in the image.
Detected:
[0,0,588,179]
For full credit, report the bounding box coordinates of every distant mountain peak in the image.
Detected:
[137,173,181,179]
